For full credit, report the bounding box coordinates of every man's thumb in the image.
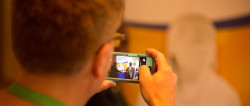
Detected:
[139,65,152,81]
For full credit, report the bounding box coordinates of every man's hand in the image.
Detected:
[139,48,177,106]
[97,80,116,93]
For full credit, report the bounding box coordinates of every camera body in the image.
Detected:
[106,52,156,83]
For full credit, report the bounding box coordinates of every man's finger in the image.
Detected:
[146,48,170,71]
[139,65,152,83]
[97,80,116,93]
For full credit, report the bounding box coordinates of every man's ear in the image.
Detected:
[92,43,113,78]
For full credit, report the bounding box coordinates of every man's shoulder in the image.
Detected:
[0,89,36,106]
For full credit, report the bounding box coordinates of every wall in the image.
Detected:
[124,0,250,24]
[217,25,250,106]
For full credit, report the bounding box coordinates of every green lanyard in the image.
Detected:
[7,82,66,106]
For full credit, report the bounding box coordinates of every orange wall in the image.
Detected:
[217,25,250,106]
[119,25,250,106]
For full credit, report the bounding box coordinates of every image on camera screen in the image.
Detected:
[108,55,153,80]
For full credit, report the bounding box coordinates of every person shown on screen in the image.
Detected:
[109,56,118,78]
[0,0,177,106]
[132,62,138,79]
[127,62,136,79]
[117,62,124,72]
[117,62,126,79]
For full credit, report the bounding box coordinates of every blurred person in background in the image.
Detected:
[137,13,240,106]
[167,13,240,106]
[0,0,177,106]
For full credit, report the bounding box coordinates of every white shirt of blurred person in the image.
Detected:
[0,0,177,106]
[136,13,240,106]
[117,62,125,72]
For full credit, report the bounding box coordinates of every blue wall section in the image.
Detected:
[125,14,250,29]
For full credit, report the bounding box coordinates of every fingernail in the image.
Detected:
[110,82,116,87]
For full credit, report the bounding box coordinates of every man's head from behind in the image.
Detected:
[12,0,124,76]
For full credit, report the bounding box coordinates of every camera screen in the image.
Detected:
[107,55,154,80]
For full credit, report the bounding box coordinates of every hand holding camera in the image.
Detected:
[139,48,177,106]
